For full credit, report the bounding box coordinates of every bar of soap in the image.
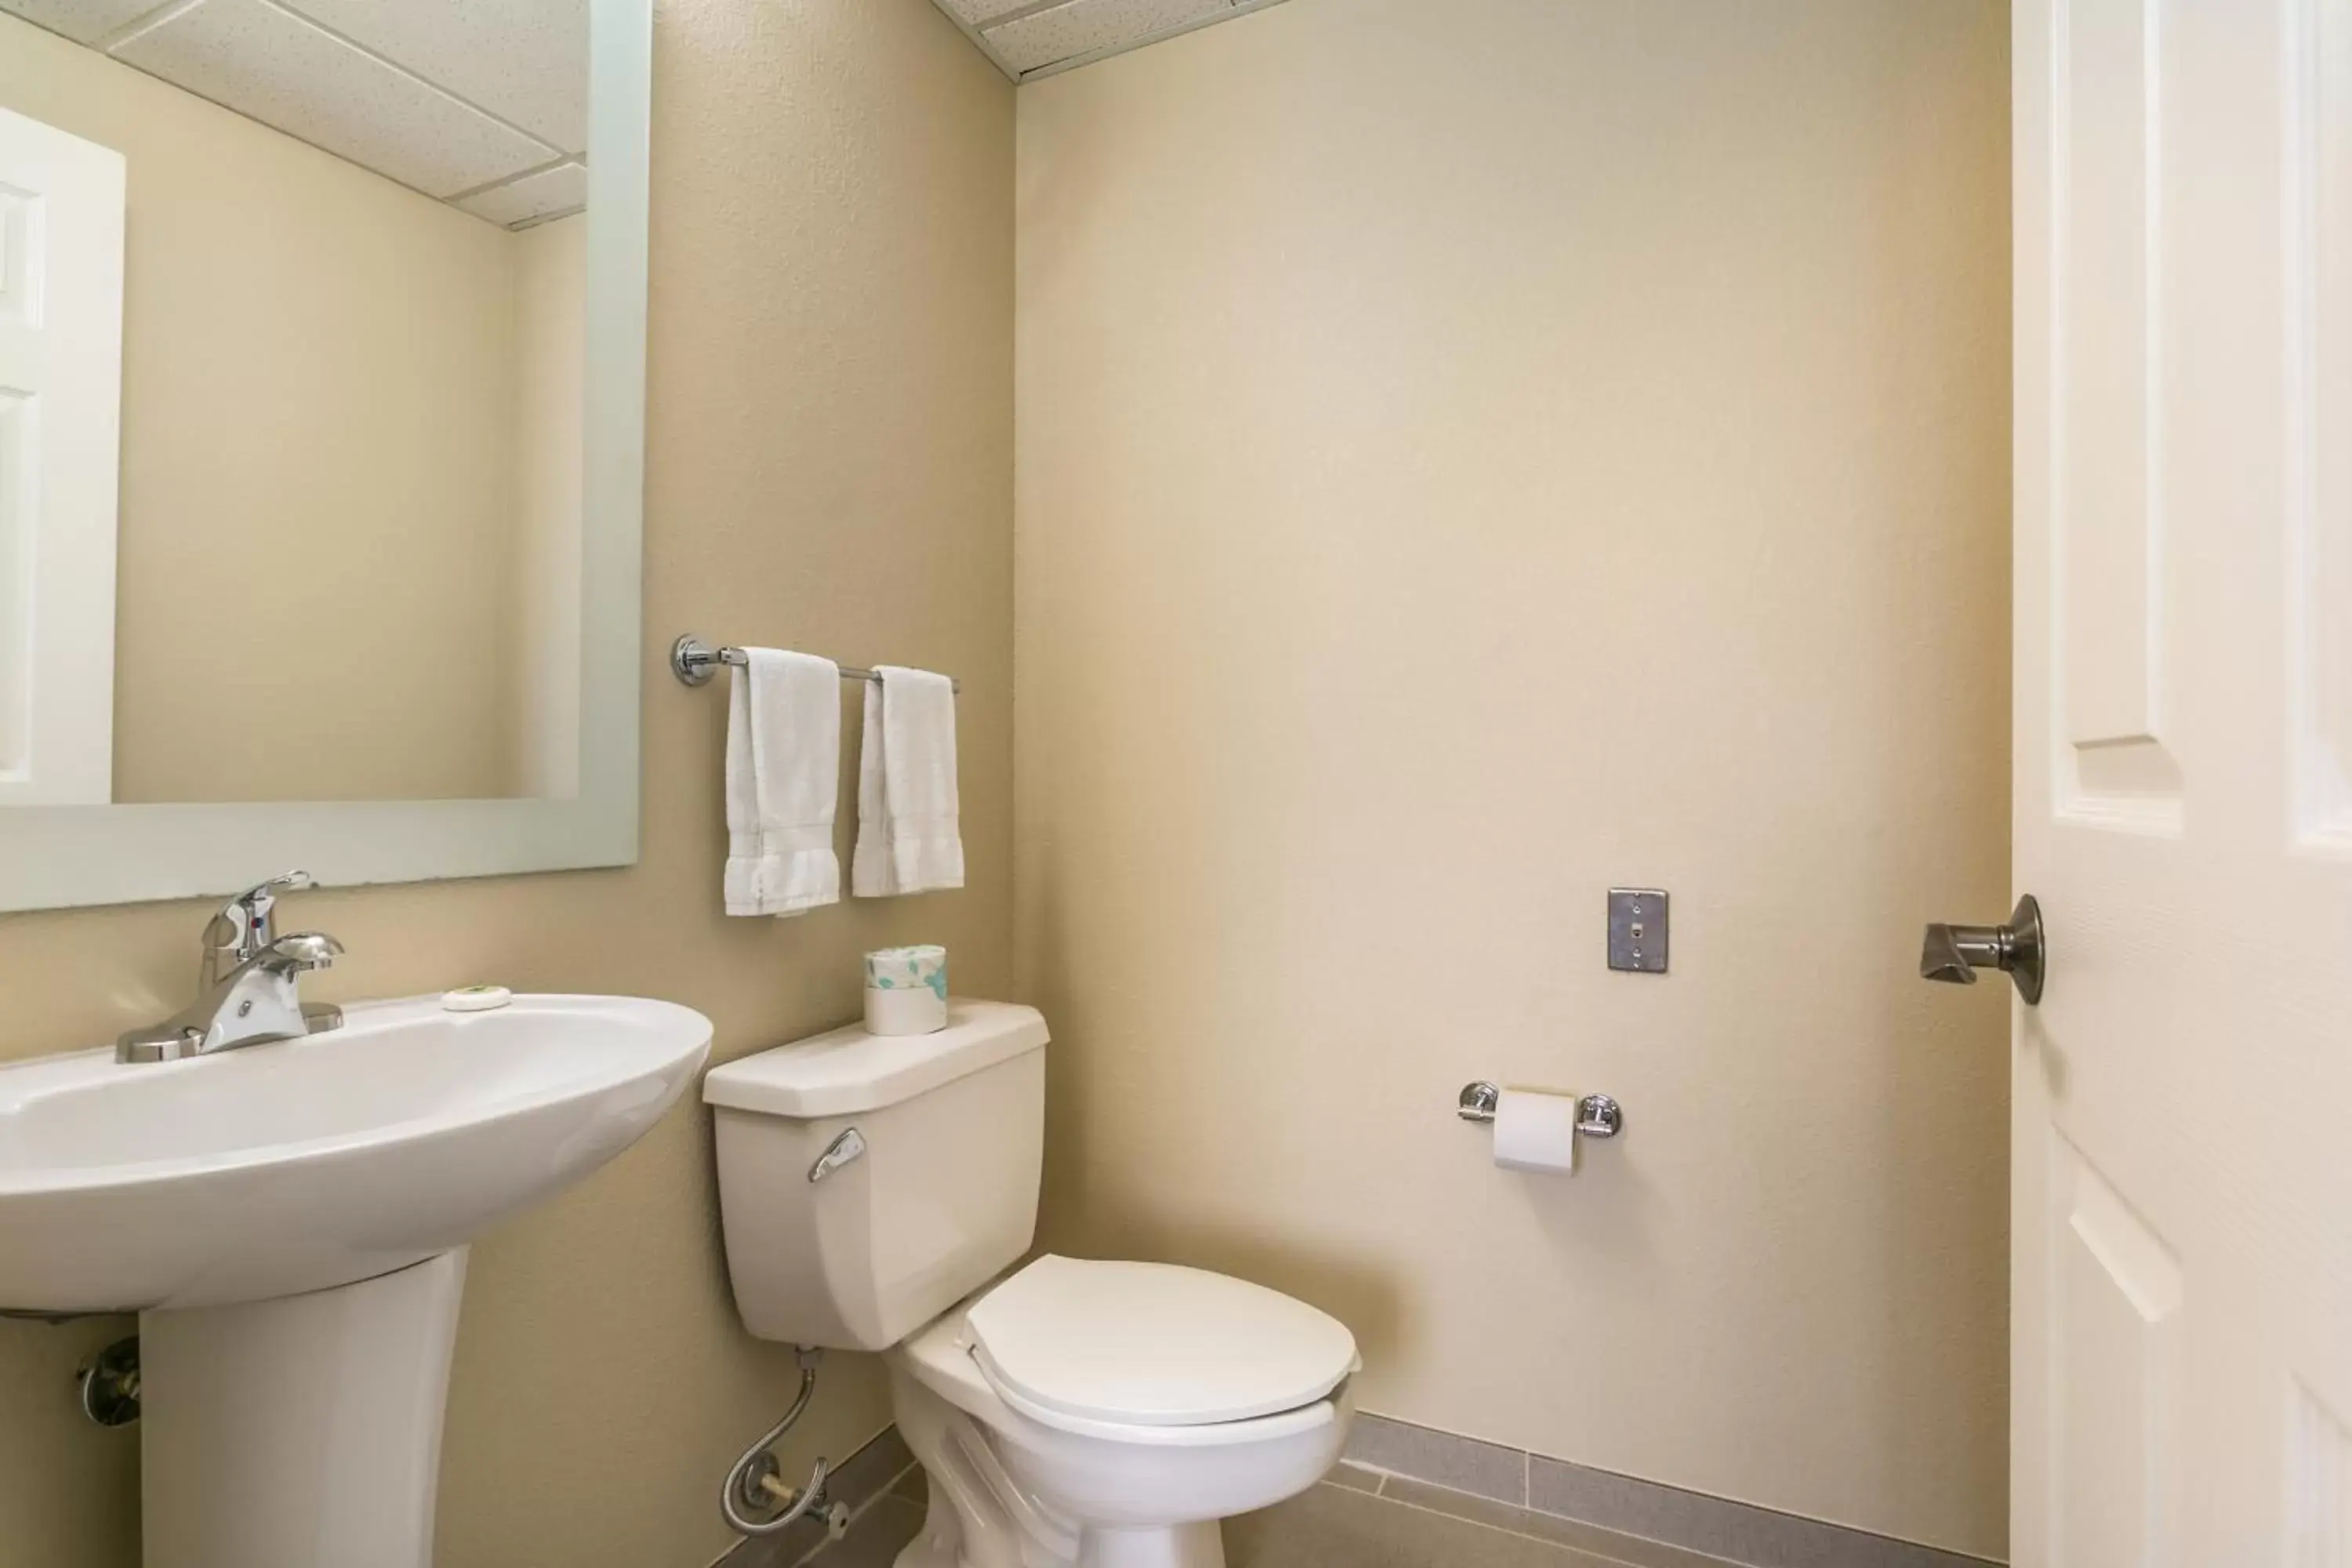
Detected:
[441,985,513,1013]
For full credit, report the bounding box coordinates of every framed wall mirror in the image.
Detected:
[0,0,648,913]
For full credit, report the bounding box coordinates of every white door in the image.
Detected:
[2012,0,2352,1561]
[0,103,123,805]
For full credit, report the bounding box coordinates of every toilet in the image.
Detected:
[704,1001,1358,1568]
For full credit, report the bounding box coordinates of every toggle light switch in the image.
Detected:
[1607,888,1668,974]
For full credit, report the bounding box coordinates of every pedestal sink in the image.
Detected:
[0,993,713,1568]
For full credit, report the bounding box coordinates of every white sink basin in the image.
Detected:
[0,991,711,1568]
[0,993,710,1313]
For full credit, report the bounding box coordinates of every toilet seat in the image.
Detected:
[962,1254,1359,1433]
[895,1304,1346,1450]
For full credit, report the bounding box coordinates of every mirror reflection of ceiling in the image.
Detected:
[935,0,1287,80]
[0,0,586,228]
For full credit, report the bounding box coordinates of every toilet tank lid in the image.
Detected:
[702,1000,1047,1118]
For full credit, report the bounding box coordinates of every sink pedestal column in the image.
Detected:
[139,1249,469,1568]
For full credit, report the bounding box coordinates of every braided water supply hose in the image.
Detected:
[720,1347,840,1537]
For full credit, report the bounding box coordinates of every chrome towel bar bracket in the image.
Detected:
[671,634,960,692]
[1456,1081,1623,1139]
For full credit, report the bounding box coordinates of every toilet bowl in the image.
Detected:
[703,1004,1357,1568]
[889,1261,1356,1568]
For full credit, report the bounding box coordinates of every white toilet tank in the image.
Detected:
[703,1000,1047,1351]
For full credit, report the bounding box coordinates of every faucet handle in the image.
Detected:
[225,870,313,949]
[202,871,315,989]
[230,869,313,912]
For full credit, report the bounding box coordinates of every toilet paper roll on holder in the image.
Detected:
[1457,1081,1623,1139]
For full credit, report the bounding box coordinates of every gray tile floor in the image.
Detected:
[1226,1470,1738,1568]
[800,1465,1739,1568]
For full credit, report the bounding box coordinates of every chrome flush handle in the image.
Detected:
[806,1127,867,1184]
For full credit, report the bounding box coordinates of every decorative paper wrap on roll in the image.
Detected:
[864,945,948,1036]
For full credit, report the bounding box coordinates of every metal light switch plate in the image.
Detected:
[1608,888,1668,973]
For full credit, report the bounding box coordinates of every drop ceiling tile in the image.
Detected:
[276,0,586,154]
[110,0,558,198]
[455,158,585,229]
[982,0,1229,74]
[938,0,1033,24]
[0,0,172,45]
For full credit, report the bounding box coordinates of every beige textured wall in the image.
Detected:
[1013,0,2011,1556]
[0,1,1012,1564]
[0,14,532,804]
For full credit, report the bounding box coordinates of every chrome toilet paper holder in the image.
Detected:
[1457,1081,1624,1139]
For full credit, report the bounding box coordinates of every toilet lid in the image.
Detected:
[964,1255,1359,1428]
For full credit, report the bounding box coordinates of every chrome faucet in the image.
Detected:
[118,872,347,1063]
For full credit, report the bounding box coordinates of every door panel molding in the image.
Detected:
[2285,1380,2352,1566]
[2047,1128,2183,1568]
[2050,0,2183,833]
[2283,0,2352,851]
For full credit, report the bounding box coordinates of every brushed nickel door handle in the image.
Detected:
[1921,894,2045,1005]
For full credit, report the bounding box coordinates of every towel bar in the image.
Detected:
[671,634,960,692]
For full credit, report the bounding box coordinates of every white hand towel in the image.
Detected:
[724,648,841,917]
[852,666,964,898]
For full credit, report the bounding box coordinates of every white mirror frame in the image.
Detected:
[0,0,650,914]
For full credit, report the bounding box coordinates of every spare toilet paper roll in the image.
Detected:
[864,945,948,1036]
[1491,1087,1581,1174]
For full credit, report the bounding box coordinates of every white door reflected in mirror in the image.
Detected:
[0,103,121,806]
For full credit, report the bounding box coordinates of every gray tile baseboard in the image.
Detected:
[1345,1409,1529,1503]
[1341,1413,2002,1568]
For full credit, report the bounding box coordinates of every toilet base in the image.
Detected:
[1079,1523,1224,1568]
[894,1487,1225,1568]
[889,1367,1234,1568]
[895,1506,1221,1568]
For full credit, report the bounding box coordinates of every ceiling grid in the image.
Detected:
[4,0,1291,220]
[0,0,586,228]
[933,0,1290,82]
